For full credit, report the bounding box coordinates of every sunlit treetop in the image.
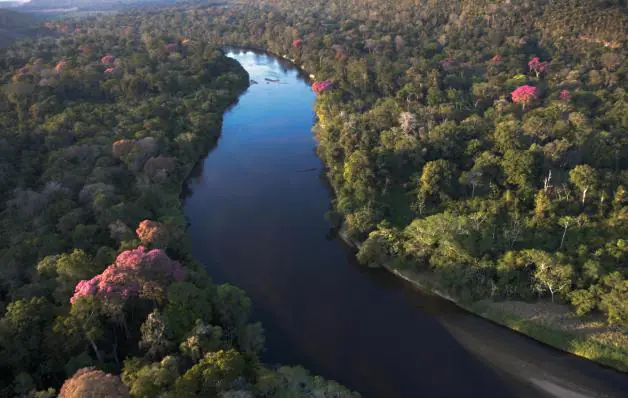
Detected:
[136,220,169,248]
[55,60,67,73]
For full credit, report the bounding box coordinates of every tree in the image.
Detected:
[0,297,54,375]
[600,272,627,328]
[179,321,224,362]
[343,150,374,201]
[55,296,105,363]
[559,90,571,101]
[140,311,174,359]
[526,250,573,302]
[528,57,548,78]
[173,350,245,397]
[419,159,456,204]
[214,285,252,340]
[569,164,598,205]
[398,112,417,134]
[71,246,185,307]
[135,220,169,248]
[570,288,598,316]
[502,150,536,189]
[511,85,537,110]
[256,366,359,397]
[122,356,178,398]
[59,367,129,398]
[163,282,213,341]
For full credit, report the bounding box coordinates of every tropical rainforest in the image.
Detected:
[0,5,358,398]
[0,0,626,395]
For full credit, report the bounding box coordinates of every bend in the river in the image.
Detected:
[183,49,628,398]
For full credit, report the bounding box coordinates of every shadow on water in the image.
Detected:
[183,49,628,398]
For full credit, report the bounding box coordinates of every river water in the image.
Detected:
[183,50,628,397]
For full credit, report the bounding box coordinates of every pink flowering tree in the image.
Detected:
[136,220,169,248]
[559,89,571,102]
[292,39,302,48]
[312,80,333,94]
[59,367,129,398]
[71,246,184,307]
[528,57,549,78]
[101,55,115,65]
[512,85,537,110]
[490,55,502,64]
[112,139,135,159]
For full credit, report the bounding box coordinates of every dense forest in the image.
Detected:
[156,0,627,364]
[0,0,627,395]
[126,0,627,360]
[0,8,358,398]
[0,10,50,48]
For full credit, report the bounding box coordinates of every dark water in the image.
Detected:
[184,50,628,398]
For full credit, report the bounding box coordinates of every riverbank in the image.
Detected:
[392,266,628,373]
[221,46,628,375]
[338,223,628,373]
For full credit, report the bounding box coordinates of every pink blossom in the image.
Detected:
[112,139,135,159]
[70,276,101,304]
[55,60,67,73]
[559,89,571,101]
[101,55,115,65]
[104,67,120,76]
[528,57,548,77]
[312,80,333,94]
[490,55,502,64]
[70,246,184,305]
[292,39,302,48]
[512,85,537,109]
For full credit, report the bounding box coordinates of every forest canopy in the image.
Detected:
[0,0,627,395]
[0,5,359,397]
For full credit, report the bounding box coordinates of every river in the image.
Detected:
[183,49,628,398]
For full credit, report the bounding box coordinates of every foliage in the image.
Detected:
[59,367,129,398]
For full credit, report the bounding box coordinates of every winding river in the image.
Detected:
[183,50,628,398]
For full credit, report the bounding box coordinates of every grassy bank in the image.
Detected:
[468,300,628,373]
[388,263,628,372]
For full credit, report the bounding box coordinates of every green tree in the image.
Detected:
[526,250,573,302]
[163,282,213,341]
[173,350,245,398]
[569,164,598,205]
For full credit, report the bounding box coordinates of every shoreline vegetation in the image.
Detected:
[337,223,628,372]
